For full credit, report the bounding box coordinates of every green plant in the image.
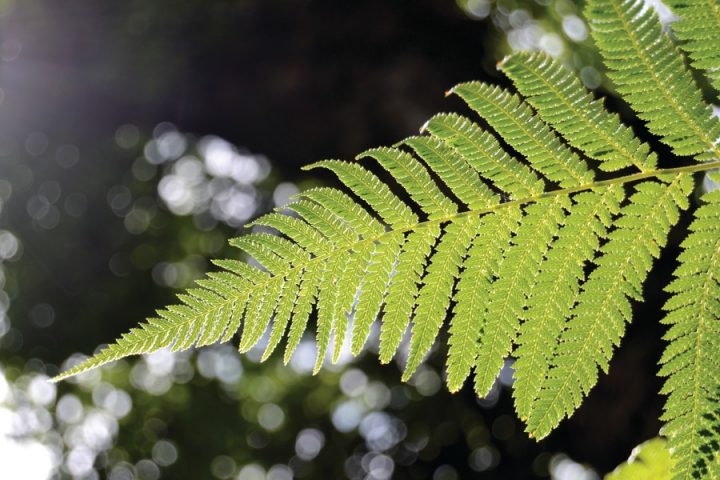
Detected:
[606,438,675,480]
[55,0,720,477]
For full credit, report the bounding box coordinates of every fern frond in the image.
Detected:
[586,0,720,160]
[53,23,720,477]
[451,82,595,187]
[527,174,693,439]
[667,0,720,94]
[499,52,656,172]
[660,189,720,480]
[473,196,569,397]
[513,185,625,421]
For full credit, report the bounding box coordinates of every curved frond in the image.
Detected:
[53,19,720,479]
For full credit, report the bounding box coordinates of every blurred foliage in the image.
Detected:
[605,438,674,480]
[456,0,605,88]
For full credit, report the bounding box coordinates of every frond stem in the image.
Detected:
[166,160,720,345]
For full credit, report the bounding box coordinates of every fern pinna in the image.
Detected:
[56,0,720,477]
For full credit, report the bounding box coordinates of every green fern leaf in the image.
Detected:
[52,11,720,477]
[297,187,385,239]
[305,160,417,228]
[666,0,720,94]
[586,0,720,160]
[403,216,480,381]
[248,212,331,255]
[499,52,656,172]
[660,189,720,480]
[238,275,285,352]
[423,113,545,198]
[379,223,439,363]
[283,265,319,364]
[358,147,457,218]
[402,135,497,209]
[350,233,404,355]
[289,199,358,245]
[451,82,594,187]
[473,196,569,397]
[446,208,521,392]
[513,185,625,421]
[527,174,693,439]
[261,268,303,361]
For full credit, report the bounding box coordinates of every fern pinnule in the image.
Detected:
[498,52,656,172]
[446,208,520,392]
[473,196,568,397]
[378,224,439,363]
[450,82,594,187]
[403,216,480,381]
[660,189,720,479]
[586,0,720,161]
[423,113,545,199]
